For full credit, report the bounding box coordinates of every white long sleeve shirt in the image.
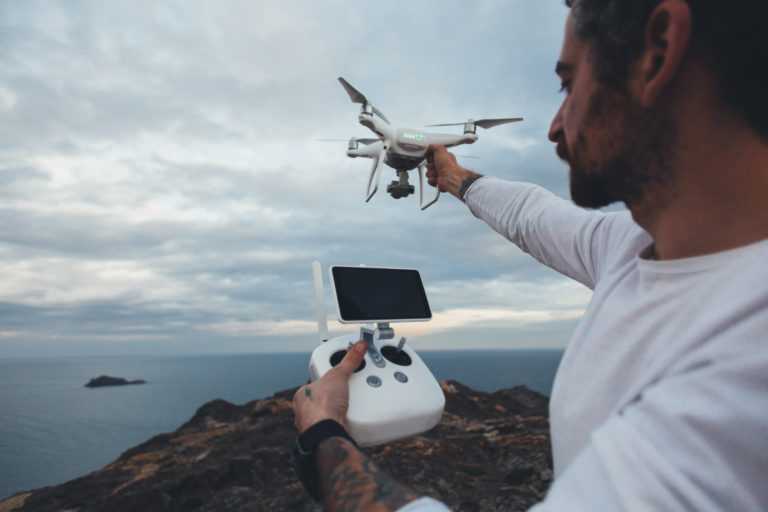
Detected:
[400,177,768,511]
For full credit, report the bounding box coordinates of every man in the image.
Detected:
[293,0,768,510]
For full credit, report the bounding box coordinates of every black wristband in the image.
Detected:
[293,420,357,502]
[458,174,484,202]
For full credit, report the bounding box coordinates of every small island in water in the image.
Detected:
[85,375,147,388]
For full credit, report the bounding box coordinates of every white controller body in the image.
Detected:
[309,332,445,447]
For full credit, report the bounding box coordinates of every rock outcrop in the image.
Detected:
[1,380,552,512]
[85,376,147,388]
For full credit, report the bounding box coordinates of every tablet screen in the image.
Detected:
[331,266,431,322]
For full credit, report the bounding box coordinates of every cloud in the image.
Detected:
[0,86,17,112]
[201,319,319,337]
[0,258,192,305]
[0,1,590,356]
[402,307,585,336]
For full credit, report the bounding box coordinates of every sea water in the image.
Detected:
[0,349,562,498]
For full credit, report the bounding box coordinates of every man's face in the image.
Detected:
[549,14,675,209]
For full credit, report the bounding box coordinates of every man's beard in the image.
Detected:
[566,87,676,209]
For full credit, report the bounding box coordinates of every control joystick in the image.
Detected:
[329,349,367,373]
[381,344,412,366]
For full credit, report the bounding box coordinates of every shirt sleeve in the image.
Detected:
[464,177,644,289]
[396,497,453,512]
[529,350,768,511]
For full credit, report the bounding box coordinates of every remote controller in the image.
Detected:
[308,262,445,446]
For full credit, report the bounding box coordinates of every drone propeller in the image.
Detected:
[426,117,524,129]
[338,77,390,124]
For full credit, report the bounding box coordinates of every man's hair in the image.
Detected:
[565,0,768,138]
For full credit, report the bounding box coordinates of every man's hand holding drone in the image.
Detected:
[426,145,483,200]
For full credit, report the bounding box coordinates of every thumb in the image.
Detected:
[427,144,445,156]
[427,144,444,164]
[337,341,367,377]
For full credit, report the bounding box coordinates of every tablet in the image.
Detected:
[330,266,432,324]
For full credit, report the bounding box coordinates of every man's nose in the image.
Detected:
[548,106,564,143]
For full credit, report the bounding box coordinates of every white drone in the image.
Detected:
[327,77,523,210]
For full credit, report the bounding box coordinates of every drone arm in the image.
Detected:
[417,162,440,211]
[351,141,384,159]
[366,147,387,202]
[424,132,478,148]
[359,112,395,140]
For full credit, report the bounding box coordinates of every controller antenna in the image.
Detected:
[312,261,329,342]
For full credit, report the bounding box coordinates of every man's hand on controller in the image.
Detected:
[292,340,423,511]
[426,144,482,200]
[293,340,367,434]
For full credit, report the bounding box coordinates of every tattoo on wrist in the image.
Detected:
[317,437,418,512]
[458,172,483,201]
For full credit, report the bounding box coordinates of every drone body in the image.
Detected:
[336,77,522,210]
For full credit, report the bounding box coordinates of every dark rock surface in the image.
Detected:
[0,380,552,512]
[85,375,147,388]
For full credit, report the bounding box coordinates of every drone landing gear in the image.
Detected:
[417,163,440,211]
[386,168,440,210]
[366,147,387,203]
[367,158,440,210]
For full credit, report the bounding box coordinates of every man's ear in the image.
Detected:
[639,0,692,107]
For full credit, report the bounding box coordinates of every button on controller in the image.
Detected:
[394,371,408,383]
[366,375,382,388]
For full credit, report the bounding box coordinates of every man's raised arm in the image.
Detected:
[427,145,645,289]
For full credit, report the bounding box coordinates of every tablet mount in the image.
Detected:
[359,323,400,368]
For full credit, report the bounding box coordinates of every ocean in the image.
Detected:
[0,349,562,499]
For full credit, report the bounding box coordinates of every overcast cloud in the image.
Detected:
[0,1,593,357]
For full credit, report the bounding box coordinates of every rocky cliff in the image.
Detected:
[0,380,552,512]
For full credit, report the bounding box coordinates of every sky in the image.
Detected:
[0,1,595,357]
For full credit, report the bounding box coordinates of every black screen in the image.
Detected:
[332,267,431,322]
